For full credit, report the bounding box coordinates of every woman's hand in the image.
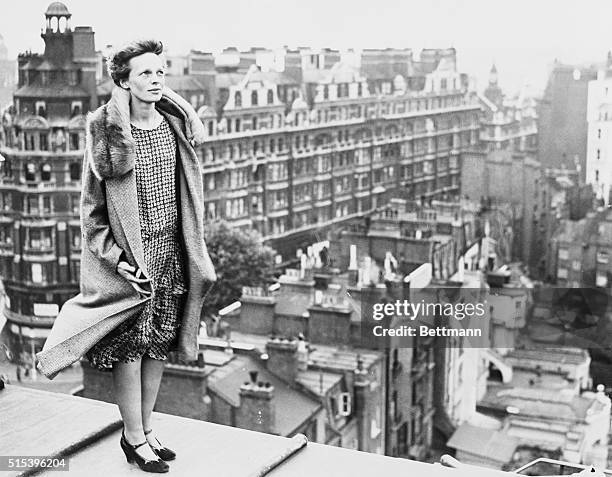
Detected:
[117,261,152,297]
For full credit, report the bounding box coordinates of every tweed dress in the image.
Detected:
[86,116,187,371]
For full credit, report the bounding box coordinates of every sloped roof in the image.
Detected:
[165,75,205,92]
[207,354,321,436]
[215,72,246,89]
[447,423,518,463]
[479,386,606,421]
[15,84,89,98]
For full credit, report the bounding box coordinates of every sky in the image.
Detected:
[1,0,610,96]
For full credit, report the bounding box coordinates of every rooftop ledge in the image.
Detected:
[0,385,580,477]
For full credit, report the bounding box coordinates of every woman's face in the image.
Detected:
[120,52,165,103]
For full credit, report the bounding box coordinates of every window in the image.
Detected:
[27,229,53,249]
[267,89,273,105]
[235,118,241,132]
[269,139,275,153]
[596,273,607,287]
[357,83,362,97]
[234,91,242,107]
[71,101,82,117]
[323,85,329,100]
[31,263,43,283]
[39,134,48,151]
[337,392,352,416]
[208,121,214,136]
[36,100,46,117]
[558,268,568,279]
[251,90,258,106]
[572,260,581,271]
[70,133,80,151]
[70,259,80,281]
[597,251,608,264]
[70,194,79,214]
[69,162,81,181]
[252,117,258,130]
[25,163,36,181]
[42,196,51,213]
[559,248,569,260]
[41,163,52,181]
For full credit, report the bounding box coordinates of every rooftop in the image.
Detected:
[1,384,525,477]
[207,353,321,436]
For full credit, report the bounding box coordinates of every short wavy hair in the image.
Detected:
[107,39,164,86]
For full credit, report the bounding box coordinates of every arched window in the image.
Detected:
[267,89,274,105]
[251,90,258,106]
[235,91,242,107]
[41,163,52,181]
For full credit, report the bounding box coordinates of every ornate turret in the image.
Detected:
[484,63,503,107]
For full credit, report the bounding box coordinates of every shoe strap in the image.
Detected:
[132,440,149,450]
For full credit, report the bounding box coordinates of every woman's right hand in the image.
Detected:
[117,261,152,296]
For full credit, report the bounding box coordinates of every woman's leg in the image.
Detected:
[112,359,159,460]
[140,356,166,434]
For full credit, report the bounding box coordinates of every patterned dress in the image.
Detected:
[86,116,188,371]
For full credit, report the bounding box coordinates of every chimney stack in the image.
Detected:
[239,286,276,334]
[236,371,276,434]
[265,336,299,383]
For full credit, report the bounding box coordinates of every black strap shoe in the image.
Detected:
[145,429,177,461]
[120,430,169,473]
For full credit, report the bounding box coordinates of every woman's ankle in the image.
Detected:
[123,427,146,445]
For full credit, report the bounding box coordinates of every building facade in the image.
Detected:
[0,3,96,365]
[538,61,598,180]
[586,54,612,204]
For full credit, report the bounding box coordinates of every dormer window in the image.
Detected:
[71,101,82,117]
[267,89,274,105]
[251,90,258,106]
[36,101,47,117]
[234,91,242,107]
[323,85,329,100]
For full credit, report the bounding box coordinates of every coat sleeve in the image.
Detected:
[80,147,124,271]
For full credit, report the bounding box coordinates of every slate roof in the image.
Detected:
[447,423,518,464]
[15,84,89,98]
[207,354,321,436]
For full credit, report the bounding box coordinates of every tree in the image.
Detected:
[202,220,276,317]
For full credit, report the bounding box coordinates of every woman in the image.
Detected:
[36,39,216,473]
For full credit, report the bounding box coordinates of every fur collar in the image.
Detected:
[86,86,206,180]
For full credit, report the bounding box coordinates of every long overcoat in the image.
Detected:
[35,86,217,380]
